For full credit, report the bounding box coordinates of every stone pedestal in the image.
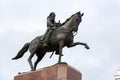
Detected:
[14,63,82,80]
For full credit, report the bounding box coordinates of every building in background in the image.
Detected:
[115,70,120,80]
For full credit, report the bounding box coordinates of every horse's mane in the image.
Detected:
[61,14,74,26]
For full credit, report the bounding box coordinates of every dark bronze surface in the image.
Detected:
[12,11,89,71]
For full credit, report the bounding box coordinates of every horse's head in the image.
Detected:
[71,11,84,32]
[61,11,84,32]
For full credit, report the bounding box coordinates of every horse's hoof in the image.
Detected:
[61,54,64,56]
[85,46,90,49]
[30,70,34,71]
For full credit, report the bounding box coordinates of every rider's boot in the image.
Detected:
[43,31,51,48]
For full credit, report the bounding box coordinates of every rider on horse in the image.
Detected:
[12,11,89,71]
[42,12,61,47]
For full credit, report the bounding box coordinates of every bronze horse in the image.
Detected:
[12,12,90,71]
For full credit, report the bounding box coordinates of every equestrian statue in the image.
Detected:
[12,11,90,71]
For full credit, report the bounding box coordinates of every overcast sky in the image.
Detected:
[0,0,120,80]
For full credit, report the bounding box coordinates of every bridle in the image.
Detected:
[73,31,78,36]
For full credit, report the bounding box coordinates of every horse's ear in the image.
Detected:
[81,13,84,16]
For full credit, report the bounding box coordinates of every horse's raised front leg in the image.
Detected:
[58,40,64,63]
[67,42,90,49]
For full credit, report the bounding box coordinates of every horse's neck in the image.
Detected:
[61,19,74,31]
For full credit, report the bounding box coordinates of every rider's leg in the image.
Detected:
[43,29,53,47]
[41,29,49,40]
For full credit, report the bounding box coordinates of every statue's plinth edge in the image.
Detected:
[14,63,82,80]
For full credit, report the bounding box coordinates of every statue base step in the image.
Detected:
[14,63,82,80]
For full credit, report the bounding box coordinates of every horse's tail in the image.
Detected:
[12,42,30,60]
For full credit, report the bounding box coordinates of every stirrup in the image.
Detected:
[43,43,49,48]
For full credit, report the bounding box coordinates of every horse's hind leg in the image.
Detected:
[33,52,46,70]
[28,52,35,71]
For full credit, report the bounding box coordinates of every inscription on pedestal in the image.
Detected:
[57,66,67,80]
